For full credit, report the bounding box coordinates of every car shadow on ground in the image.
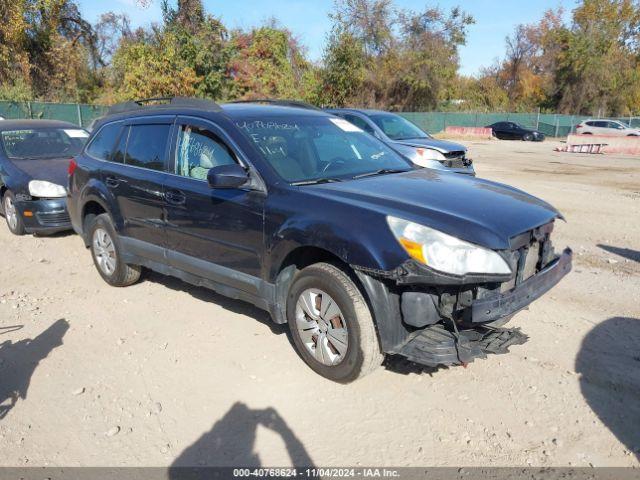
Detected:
[143,270,287,337]
[168,402,316,473]
[0,319,68,420]
[575,316,640,460]
[33,230,75,239]
[597,244,640,263]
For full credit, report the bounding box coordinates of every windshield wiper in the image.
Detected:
[291,177,344,186]
[353,168,409,179]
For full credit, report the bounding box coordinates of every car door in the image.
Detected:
[492,122,508,139]
[101,116,174,254]
[164,115,265,283]
[507,123,521,139]
[593,121,610,135]
[607,121,626,135]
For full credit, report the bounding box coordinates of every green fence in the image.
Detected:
[2,100,640,137]
[0,101,108,128]
[399,111,640,138]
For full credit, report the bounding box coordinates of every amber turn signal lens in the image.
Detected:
[23,211,33,217]
[399,237,427,265]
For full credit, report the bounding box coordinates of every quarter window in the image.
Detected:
[125,124,170,171]
[86,123,121,161]
[175,125,237,180]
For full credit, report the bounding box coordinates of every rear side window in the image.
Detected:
[125,124,170,171]
[86,123,121,160]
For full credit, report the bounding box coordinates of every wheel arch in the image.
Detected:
[78,195,111,245]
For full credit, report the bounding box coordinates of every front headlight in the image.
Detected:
[416,148,446,161]
[387,216,512,276]
[28,180,66,198]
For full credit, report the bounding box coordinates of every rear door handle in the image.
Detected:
[165,189,186,206]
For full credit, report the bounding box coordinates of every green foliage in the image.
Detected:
[227,26,313,100]
[316,30,367,107]
[3,0,640,116]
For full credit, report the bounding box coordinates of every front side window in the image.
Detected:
[175,125,236,180]
[369,113,430,140]
[2,127,89,159]
[125,124,170,171]
[86,123,120,161]
[235,115,412,183]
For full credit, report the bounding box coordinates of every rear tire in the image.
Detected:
[287,263,383,383]
[3,191,26,236]
[88,213,141,287]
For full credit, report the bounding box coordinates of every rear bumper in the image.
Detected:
[14,198,71,234]
[471,248,572,323]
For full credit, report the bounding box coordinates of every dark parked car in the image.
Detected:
[487,121,545,141]
[327,108,475,175]
[68,97,571,383]
[0,119,89,235]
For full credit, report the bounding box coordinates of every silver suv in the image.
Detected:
[327,109,474,175]
[576,119,640,136]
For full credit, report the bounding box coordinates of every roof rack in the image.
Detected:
[107,97,222,116]
[228,99,321,111]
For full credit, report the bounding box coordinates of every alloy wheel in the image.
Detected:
[92,227,117,276]
[4,196,18,231]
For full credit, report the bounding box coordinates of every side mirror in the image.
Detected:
[207,164,250,189]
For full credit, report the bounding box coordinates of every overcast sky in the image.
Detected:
[77,0,574,76]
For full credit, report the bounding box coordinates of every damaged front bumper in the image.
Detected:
[399,324,528,367]
[471,248,572,324]
[354,248,572,368]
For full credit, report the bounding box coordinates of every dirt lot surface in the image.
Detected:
[0,140,639,468]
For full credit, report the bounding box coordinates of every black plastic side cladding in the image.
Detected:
[354,270,413,354]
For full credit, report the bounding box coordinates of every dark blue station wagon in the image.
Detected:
[68,98,572,382]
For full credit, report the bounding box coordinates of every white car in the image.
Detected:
[576,119,640,136]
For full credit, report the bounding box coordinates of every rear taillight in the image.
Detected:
[68,159,77,176]
[576,124,584,129]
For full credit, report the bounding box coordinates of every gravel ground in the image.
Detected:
[0,139,638,467]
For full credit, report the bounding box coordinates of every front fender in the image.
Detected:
[266,211,408,282]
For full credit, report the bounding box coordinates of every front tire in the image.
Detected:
[88,213,141,287]
[523,133,533,141]
[3,191,26,236]
[287,263,383,383]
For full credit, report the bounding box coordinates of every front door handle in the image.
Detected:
[165,189,186,206]
[106,176,126,188]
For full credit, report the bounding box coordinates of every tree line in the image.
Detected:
[1,0,640,116]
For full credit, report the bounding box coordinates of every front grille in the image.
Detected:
[502,238,555,294]
[442,158,467,168]
[444,151,466,159]
[441,151,471,168]
[36,210,70,226]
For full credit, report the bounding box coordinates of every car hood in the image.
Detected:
[307,169,561,250]
[11,157,70,186]
[391,138,467,153]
